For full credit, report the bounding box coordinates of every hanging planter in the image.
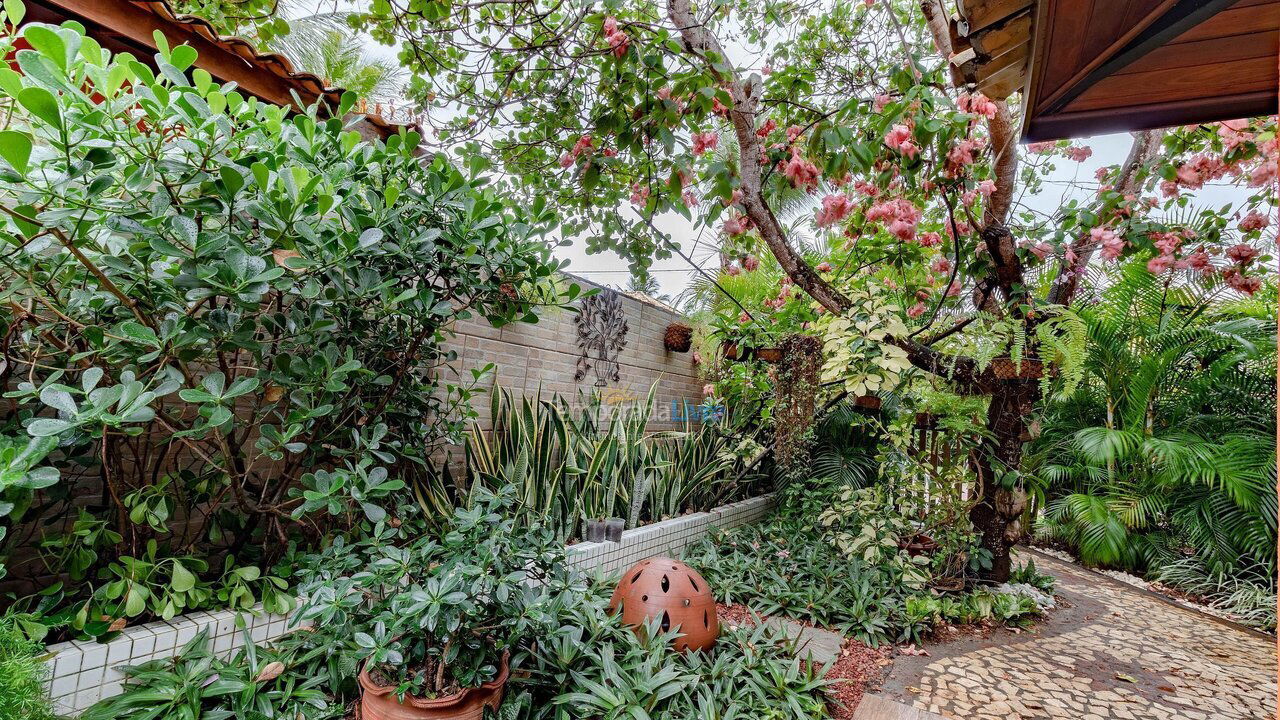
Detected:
[721,341,740,360]
[610,557,718,653]
[358,652,509,720]
[664,322,693,352]
[754,347,783,363]
[989,356,1044,380]
[853,394,882,411]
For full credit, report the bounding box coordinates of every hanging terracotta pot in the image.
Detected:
[358,651,509,720]
[754,347,783,363]
[853,394,882,410]
[721,342,740,360]
[989,356,1044,380]
[609,557,718,652]
[664,322,694,352]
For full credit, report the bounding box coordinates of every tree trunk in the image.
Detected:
[969,379,1040,581]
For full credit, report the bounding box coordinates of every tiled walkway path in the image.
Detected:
[877,550,1277,720]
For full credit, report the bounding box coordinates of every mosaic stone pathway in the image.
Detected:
[877,549,1277,720]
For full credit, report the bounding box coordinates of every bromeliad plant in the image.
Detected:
[0,11,569,640]
[291,487,565,700]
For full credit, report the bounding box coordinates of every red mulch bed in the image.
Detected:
[717,603,892,718]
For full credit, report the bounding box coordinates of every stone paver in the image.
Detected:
[878,549,1277,720]
[854,694,948,720]
[767,617,845,664]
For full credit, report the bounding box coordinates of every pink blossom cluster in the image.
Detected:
[884,124,919,158]
[957,92,998,119]
[691,131,719,156]
[560,134,597,168]
[1239,210,1270,233]
[1026,141,1055,154]
[866,197,922,242]
[815,193,854,228]
[603,17,629,57]
[1023,241,1053,261]
[1223,242,1263,294]
[945,137,986,175]
[1065,145,1093,162]
[1217,119,1253,153]
[757,118,778,138]
[722,213,752,236]
[786,125,804,143]
[1092,227,1125,261]
[873,94,892,112]
[780,148,821,191]
[629,183,649,206]
[918,231,943,247]
[930,256,952,274]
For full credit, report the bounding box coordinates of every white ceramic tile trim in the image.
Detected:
[43,493,775,716]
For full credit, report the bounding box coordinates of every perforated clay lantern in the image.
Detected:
[609,556,719,652]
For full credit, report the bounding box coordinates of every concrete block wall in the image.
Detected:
[41,494,774,716]
[442,274,707,444]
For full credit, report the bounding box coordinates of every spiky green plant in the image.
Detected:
[1031,261,1277,581]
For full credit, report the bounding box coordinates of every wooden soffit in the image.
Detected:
[952,0,1280,141]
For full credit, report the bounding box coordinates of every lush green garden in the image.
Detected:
[0,0,1275,717]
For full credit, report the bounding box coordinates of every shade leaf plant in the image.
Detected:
[0,13,572,641]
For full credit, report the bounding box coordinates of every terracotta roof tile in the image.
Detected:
[129,1,415,136]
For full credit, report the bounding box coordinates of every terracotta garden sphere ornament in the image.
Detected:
[609,556,719,652]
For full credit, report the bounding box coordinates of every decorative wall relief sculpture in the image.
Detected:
[574,289,628,386]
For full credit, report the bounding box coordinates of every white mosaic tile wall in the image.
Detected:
[42,493,774,715]
[566,494,775,577]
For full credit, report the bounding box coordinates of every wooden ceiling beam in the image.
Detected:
[957,0,1034,35]
[1038,0,1243,116]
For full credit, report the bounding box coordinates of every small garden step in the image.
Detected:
[764,618,844,664]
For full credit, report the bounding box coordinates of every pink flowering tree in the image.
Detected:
[354,0,1277,579]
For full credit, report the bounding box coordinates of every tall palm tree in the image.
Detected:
[265,13,403,102]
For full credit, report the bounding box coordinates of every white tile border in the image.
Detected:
[43,493,774,716]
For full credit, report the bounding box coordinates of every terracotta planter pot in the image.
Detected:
[610,557,718,653]
[358,652,509,720]
[853,395,882,410]
[664,322,693,352]
[722,342,740,360]
[755,347,783,363]
[989,356,1043,380]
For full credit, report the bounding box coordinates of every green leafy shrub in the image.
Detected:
[0,15,568,639]
[686,499,1044,645]
[1030,262,1276,587]
[290,487,565,699]
[509,583,830,720]
[82,627,342,720]
[0,613,55,720]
